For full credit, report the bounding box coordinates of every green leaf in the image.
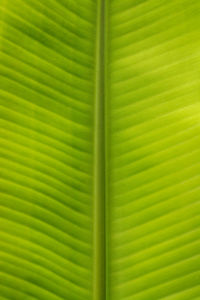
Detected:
[107,1,200,299]
[0,0,96,299]
[0,0,200,300]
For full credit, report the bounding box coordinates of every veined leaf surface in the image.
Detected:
[0,0,96,299]
[0,0,200,299]
[107,1,200,299]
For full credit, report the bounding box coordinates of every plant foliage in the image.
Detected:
[0,0,200,299]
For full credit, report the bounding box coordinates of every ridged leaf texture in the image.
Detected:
[0,0,200,300]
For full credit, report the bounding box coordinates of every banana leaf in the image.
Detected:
[0,0,199,299]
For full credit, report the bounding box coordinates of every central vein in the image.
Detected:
[93,0,107,299]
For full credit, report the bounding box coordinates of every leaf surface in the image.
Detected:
[0,0,200,300]
[107,1,200,299]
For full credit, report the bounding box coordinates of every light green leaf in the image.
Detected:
[0,0,96,299]
[107,1,200,299]
[0,0,200,300]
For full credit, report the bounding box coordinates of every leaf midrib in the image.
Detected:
[93,0,107,299]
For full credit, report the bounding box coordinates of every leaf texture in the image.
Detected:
[0,0,96,299]
[0,0,200,300]
[107,0,200,299]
